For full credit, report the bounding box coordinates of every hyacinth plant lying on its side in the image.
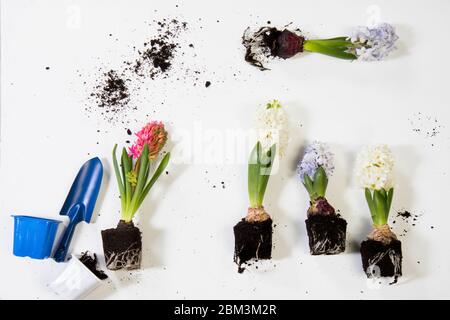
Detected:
[101,121,170,271]
[243,23,399,69]
[297,141,335,214]
[355,144,396,244]
[114,121,170,223]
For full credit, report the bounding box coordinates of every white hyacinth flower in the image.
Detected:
[355,144,395,190]
[256,100,289,157]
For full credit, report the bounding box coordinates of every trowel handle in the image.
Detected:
[53,219,78,263]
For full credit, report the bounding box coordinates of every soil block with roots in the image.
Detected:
[233,218,272,273]
[101,220,142,270]
[305,214,347,255]
[360,239,402,278]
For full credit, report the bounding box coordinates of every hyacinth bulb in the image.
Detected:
[272,29,304,59]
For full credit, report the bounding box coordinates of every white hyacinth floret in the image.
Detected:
[350,23,399,61]
[297,141,335,182]
[355,144,395,190]
[256,100,289,157]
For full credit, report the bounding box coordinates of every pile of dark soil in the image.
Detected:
[78,251,108,280]
[90,70,131,121]
[397,210,412,219]
[87,18,190,123]
[130,19,188,79]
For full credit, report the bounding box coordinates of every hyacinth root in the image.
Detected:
[305,213,347,255]
[105,243,142,270]
[101,220,142,271]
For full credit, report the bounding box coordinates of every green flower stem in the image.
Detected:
[365,188,394,226]
[248,142,276,208]
[303,38,357,60]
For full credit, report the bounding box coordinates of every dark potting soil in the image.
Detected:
[87,18,192,123]
[242,26,304,70]
[133,40,177,79]
[397,210,412,219]
[305,214,347,255]
[128,19,187,80]
[101,220,142,270]
[361,239,402,279]
[78,251,108,280]
[233,218,273,273]
[92,69,130,110]
[394,210,421,236]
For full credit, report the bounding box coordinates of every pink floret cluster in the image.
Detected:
[129,121,168,160]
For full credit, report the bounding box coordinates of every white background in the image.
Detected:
[1,0,450,299]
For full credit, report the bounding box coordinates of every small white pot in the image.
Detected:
[49,255,102,300]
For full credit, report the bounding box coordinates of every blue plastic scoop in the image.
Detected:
[53,157,103,262]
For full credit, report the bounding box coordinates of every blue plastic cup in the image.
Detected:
[12,215,61,259]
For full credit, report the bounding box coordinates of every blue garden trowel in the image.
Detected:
[53,157,103,262]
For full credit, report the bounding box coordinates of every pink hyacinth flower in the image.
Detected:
[128,121,168,160]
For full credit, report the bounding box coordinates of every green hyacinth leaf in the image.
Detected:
[248,142,262,208]
[313,166,328,198]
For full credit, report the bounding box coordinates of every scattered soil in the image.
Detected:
[78,251,108,280]
[394,210,421,236]
[101,220,142,270]
[86,18,204,124]
[409,112,444,147]
[397,210,412,219]
[233,218,273,273]
[410,112,442,138]
[130,19,187,79]
[305,214,347,255]
[242,26,304,70]
[91,70,130,117]
[361,239,402,279]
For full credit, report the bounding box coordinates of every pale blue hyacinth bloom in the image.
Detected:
[297,141,335,183]
[350,23,399,61]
